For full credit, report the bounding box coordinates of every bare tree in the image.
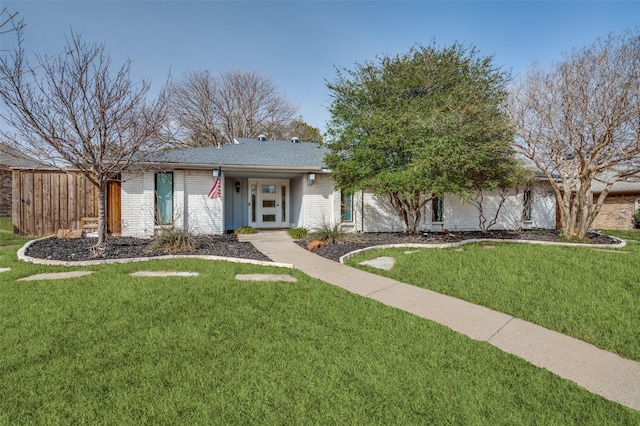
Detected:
[168,69,224,147]
[0,8,24,38]
[0,31,169,246]
[170,69,297,146]
[509,30,640,239]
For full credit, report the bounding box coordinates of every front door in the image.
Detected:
[249,179,289,229]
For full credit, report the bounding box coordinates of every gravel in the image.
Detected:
[25,234,272,262]
[295,229,620,262]
[24,229,619,264]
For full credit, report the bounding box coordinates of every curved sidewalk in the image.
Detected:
[239,231,640,412]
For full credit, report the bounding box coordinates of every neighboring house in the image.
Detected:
[120,136,556,237]
[0,143,45,218]
[591,170,640,230]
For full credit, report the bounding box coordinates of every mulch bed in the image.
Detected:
[295,230,620,261]
[25,234,272,262]
[24,229,619,263]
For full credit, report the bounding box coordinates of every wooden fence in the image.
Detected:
[12,170,99,236]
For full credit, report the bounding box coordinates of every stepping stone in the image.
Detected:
[592,249,628,254]
[359,256,396,271]
[130,270,199,277]
[235,274,297,282]
[0,267,10,273]
[18,271,93,281]
[404,250,419,254]
[454,248,464,252]
[482,245,496,249]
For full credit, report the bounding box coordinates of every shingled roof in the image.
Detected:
[154,138,328,170]
[0,143,45,169]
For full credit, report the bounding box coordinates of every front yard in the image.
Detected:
[1,220,638,423]
[348,230,640,362]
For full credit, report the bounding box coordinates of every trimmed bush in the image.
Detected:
[287,227,308,240]
[234,226,257,234]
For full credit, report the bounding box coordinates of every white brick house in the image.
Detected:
[119,137,555,237]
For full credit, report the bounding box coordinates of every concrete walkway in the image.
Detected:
[239,231,640,411]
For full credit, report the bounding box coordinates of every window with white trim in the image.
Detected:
[341,192,353,222]
[432,197,443,222]
[155,172,173,225]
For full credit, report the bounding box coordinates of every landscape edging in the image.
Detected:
[338,236,627,264]
[17,236,294,269]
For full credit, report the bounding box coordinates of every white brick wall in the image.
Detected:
[120,169,225,237]
[182,170,224,234]
[302,173,339,229]
[529,182,556,229]
[120,172,155,237]
[121,170,555,236]
[306,178,556,233]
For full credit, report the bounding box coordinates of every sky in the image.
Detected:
[2,0,640,133]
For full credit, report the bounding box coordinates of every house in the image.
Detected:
[0,143,45,218]
[591,170,640,230]
[119,136,556,237]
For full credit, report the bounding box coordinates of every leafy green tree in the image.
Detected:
[287,117,323,143]
[325,43,518,233]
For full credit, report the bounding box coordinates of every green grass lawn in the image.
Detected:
[1,222,639,423]
[0,217,31,247]
[348,231,640,363]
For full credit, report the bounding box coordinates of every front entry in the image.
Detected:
[248,179,289,229]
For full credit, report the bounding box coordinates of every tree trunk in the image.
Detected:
[388,191,429,234]
[97,183,107,246]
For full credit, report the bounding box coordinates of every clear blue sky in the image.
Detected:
[2,1,640,133]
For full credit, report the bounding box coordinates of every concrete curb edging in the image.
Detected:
[17,236,294,269]
[339,236,626,264]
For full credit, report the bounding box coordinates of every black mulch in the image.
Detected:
[25,230,619,263]
[25,234,272,262]
[295,230,620,262]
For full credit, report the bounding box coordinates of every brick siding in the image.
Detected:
[0,169,11,217]
[592,193,640,230]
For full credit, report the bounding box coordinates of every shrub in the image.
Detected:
[148,227,201,253]
[234,226,257,234]
[633,208,640,229]
[287,227,308,239]
[308,222,360,244]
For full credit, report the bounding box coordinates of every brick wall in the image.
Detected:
[120,172,155,237]
[121,169,224,237]
[182,169,224,234]
[302,173,338,229]
[335,182,556,233]
[592,193,640,230]
[0,169,11,217]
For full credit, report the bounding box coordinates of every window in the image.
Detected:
[523,190,533,221]
[262,214,276,222]
[251,185,256,222]
[155,172,173,225]
[262,185,276,193]
[432,197,443,222]
[341,192,353,222]
[281,185,286,222]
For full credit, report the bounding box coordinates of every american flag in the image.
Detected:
[208,165,222,199]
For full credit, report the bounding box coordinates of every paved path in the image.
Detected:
[239,231,640,411]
